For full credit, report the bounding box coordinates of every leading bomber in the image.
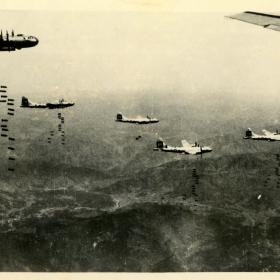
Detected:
[0,30,38,51]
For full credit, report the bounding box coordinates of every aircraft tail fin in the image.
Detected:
[245,128,254,138]
[116,113,123,121]
[21,96,30,107]
[156,138,166,149]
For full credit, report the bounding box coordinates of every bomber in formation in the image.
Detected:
[244,128,280,141]
[115,113,159,124]
[153,138,212,155]
[21,96,74,109]
[0,30,38,51]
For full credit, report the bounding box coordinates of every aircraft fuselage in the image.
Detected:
[46,102,75,109]
[0,32,39,51]
[21,96,74,109]
[244,136,280,141]
[116,118,159,124]
[244,129,280,141]
[154,145,212,155]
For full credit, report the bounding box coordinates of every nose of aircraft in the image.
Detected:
[28,36,39,46]
[33,37,39,46]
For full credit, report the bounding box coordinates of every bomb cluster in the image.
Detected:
[191,168,199,203]
[0,85,16,172]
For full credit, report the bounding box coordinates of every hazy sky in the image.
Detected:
[1,0,280,13]
[0,6,280,101]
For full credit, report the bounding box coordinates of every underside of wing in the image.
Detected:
[227,11,280,31]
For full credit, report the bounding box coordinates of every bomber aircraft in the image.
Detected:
[115,113,159,124]
[227,11,280,32]
[244,128,280,141]
[21,97,74,109]
[0,30,38,51]
[153,138,212,155]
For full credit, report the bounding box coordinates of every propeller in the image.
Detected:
[11,30,14,37]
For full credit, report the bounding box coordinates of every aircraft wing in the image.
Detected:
[181,140,192,149]
[262,129,273,136]
[187,150,198,155]
[228,11,280,31]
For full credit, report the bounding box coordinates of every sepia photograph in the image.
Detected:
[1,0,280,277]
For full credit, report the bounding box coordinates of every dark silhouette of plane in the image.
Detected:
[153,138,212,155]
[115,113,159,124]
[46,98,74,109]
[21,96,74,109]
[244,128,280,141]
[0,30,38,51]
